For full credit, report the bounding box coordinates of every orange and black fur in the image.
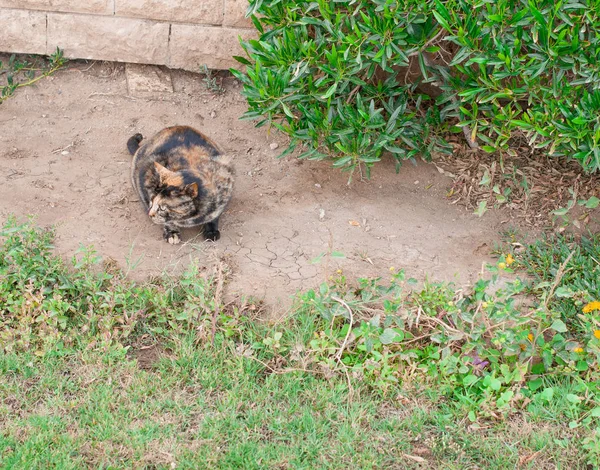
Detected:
[128,126,234,244]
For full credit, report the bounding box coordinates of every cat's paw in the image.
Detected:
[205,230,220,241]
[167,233,181,245]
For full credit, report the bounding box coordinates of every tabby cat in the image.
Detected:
[128,126,234,244]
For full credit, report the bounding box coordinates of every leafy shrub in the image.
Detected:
[233,0,600,174]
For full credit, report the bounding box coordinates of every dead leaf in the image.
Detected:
[349,220,360,226]
[518,450,542,466]
[403,453,427,463]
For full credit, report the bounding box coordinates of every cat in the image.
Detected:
[127,126,234,245]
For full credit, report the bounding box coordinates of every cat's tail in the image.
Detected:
[127,133,144,156]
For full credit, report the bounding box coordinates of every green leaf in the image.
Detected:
[566,394,582,404]
[474,200,488,217]
[554,286,573,298]
[463,374,479,386]
[321,83,338,100]
[528,378,543,391]
[331,251,346,259]
[539,387,554,402]
[590,407,600,417]
[379,328,403,344]
[550,319,568,333]
[584,196,600,209]
[490,378,502,391]
[233,56,252,65]
[311,253,325,264]
[479,170,491,186]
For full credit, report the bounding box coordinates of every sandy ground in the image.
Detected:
[0,59,503,310]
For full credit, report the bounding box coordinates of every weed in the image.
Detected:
[199,64,225,95]
[0,49,67,104]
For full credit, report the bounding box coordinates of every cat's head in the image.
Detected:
[148,162,198,224]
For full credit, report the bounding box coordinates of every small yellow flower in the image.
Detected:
[583,301,600,313]
[482,301,489,309]
[389,266,395,272]
[498,262,507,269]
[336,269,342,274]
[594,330,600,340]
[506,253,515,266]
[519,344,526,351]
[528,333,534,342]
[573,347,584,354]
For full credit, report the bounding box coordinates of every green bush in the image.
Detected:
[233,0,600,175]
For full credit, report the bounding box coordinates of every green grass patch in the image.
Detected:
[1,217,599,468]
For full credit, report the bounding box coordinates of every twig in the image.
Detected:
[406,27,447,59]
[331,295,354,362]
[346,85,361,104]
[424,315,469,338]
[87,92,137,101]
[211,261,224,346]
[543,250,574,310]
[52,142,75,154]
[246,355,321,376]
[331,295,355,400]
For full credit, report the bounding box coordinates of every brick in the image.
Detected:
[169,25,257,71]
[116,0,223,25]
[47,13,169,64]
[126,63,173,95]
[0,9,46,55]
[0,0,112,14]
[224,0,253,28]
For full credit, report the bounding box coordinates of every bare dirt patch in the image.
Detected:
[0,58,503,310]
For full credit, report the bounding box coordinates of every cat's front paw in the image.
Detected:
[205,230,220,241]
[167,233,181,245]
[163,226,181,245]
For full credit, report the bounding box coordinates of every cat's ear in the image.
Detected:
[185,182,198,198]
[154,162,174,185]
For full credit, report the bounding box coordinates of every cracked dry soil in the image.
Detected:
[0,60,502,311]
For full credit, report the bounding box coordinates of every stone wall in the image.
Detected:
[0,0,256,70]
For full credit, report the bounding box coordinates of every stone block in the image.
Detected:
[126,63,173,95]
[0,9,47,55]
[0,0,112,14]
[169,25,257,71]
[116,0,223,25]
[47,13,169,64]
[224,0,253,28]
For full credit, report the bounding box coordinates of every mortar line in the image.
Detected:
[167,23,172,67]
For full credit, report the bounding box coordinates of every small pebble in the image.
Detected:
[315,183,321,188]
[61,151,69,156]
[414,180,419,184]
[210,110,217,118]
[269,142,279,150]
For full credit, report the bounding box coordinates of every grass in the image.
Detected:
[1,217,599,469]
[1,339,589,469]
